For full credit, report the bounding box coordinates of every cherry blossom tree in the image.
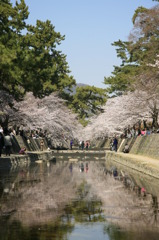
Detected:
[0,90,83,147]
[81,91,157,140]
[1,88,159,145]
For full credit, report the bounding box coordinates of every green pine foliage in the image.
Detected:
[0,0,75,98]
[0,0,107,125]
[104,4,159,96]
[69,85,107,119]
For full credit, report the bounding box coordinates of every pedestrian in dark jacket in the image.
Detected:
[113,137,118,152]
[81,141,85,150]
[70,140,73,150]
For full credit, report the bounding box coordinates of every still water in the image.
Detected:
[0,157,159,240]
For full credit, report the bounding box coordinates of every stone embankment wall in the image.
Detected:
[0,135,54,168]
[11,135,48,153]
[130,134,159,159]
[105,134,159,179]
[92,137,123,150]
[105,153,159,196]
[91,138,111,149]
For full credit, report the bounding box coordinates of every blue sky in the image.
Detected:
[11,0,157,88]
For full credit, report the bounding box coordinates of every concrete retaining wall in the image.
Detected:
[105,153,159,196]
[105,151,159,179]
[103,138,111,149]
[11,136,48,153]
[130,134,159,159]
[118,137,136,153]
[0,151,55,170]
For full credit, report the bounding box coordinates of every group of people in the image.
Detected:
[70,140,90,150]
[79,140,89,150]
[0,124,47,157]
[123,127,151,139]
[110,120,154,153]
[122,120,155,139]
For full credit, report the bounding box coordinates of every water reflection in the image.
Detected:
[1,159,159,239]
[0,161,105,239]
[106,159,159,230]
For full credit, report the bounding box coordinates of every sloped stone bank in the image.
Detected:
[130,134,159,159]
[105,151,159,179]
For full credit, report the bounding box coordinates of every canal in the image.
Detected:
[0,153,159,239]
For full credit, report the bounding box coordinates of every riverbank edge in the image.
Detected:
[105,151,159,179]
[0,151,56,168]
[0,149,106,167]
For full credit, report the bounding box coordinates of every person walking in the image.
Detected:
[4,130,12,156]
[113,136,118,152]
[40,139,44,151]
[70,140,73,150]
[81,141,85,150]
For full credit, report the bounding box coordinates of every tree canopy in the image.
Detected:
[81,91,154,140]
[68,85,107,125]
[0,0,75,98]
[0,0,107,125]
[104,3,159,129]
[104,4,159,97]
